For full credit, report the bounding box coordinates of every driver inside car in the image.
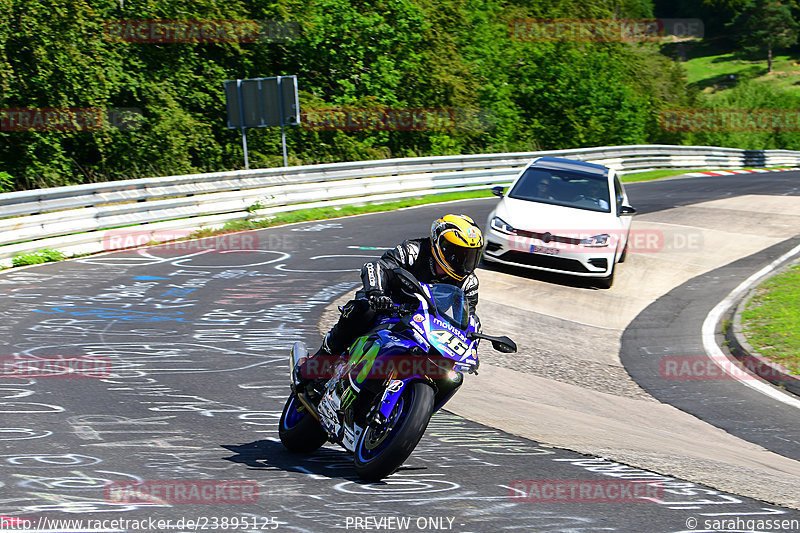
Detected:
[585,179,610,209]
[296,214,485,384]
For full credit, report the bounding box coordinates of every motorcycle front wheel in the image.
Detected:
[354,381,434,481]
[278,394,327,453]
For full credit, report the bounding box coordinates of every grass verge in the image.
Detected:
[193,167,751,239]
[0,165,787,271]
[620,166,800,183]
[621,169,698,182]
[12,249,67,267]
[189,189,495,238]
[740,262,800,375]
[676,39,800,96]
[184,169,703,240]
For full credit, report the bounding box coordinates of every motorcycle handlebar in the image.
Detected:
[374,304,403,316]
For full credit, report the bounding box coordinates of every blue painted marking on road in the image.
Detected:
[31,307,232,324]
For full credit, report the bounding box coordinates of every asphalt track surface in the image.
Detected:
[0,172,799,532]
[620,235,800,462]
[621,173,800,460]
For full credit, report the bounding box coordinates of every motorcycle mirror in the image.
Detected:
[491,337,517,353]
[468,331,517,353]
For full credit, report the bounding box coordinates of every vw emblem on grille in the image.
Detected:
[542,232,552,243]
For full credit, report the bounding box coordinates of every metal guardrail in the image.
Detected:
[2,144,799,266]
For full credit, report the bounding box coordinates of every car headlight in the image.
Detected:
[490,216,516,234]
[581,234,610,247]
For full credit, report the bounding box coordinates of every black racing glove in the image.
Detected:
[367,291,395,311]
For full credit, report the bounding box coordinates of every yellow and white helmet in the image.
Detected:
[430,214,484,281]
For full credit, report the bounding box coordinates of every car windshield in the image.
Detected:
[429,284,470,330]
[508,167,611,213]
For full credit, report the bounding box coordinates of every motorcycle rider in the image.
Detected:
[296,214,484,383]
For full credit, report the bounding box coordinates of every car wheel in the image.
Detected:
[619,243,628,263]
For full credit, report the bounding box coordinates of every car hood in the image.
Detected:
[495,197,623,233]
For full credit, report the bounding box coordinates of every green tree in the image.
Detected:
[653,0,750,38]
[731,0,799,73]
[0,0,700,190]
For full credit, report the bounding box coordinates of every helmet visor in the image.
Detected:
[439,238,482,278]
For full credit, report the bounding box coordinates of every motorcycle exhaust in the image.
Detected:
[288,341,320,420]
[296,391,321,422]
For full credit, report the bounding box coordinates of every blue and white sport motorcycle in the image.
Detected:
[279,268,516,481]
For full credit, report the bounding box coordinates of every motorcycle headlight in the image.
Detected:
[581,234,610,247]
[490,216,515,234]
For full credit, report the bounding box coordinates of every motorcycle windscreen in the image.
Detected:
[429,284,470,330]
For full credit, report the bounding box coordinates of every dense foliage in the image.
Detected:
[729,0,799,73]
[0,0,794,191]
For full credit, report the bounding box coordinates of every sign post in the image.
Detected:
[224,75,300,168]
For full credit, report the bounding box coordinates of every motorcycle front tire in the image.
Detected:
[353,381,434,481]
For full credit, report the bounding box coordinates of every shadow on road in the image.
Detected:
[221,440,426,483]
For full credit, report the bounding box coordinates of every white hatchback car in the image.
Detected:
[483,156,636,288]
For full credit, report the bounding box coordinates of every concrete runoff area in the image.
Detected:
[454,194,800,509]
[320,194,800,509]
[454,365,800,510]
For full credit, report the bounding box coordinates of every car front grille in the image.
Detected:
[514,229,583,246]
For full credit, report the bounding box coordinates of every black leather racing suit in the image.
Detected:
[321,237,479,355]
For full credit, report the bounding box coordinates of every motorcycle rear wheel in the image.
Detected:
[278,394,327,453]
[353,381,434,481]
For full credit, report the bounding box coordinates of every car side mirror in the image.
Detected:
[620,205,637,216]
[491,186,505,198]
